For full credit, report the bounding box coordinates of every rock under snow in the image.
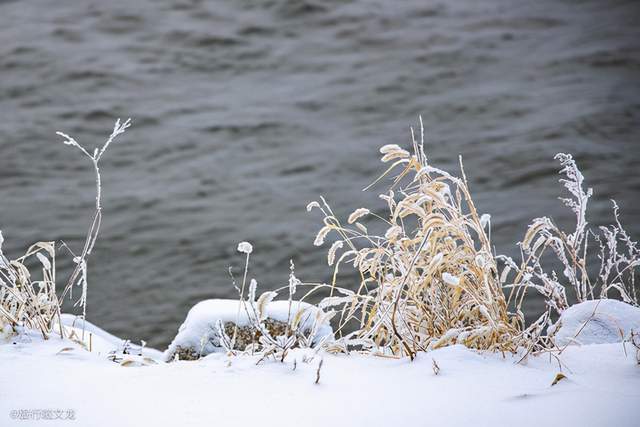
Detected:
[165,299,333,361]
[550,299,640,346]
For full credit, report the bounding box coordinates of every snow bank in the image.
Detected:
[165,299,333,360]
[54,314,164,360]
[1,333,637,427]
[550,299,640,346]
[2,301,638,426]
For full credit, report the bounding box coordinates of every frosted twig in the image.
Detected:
[57,119,131,336]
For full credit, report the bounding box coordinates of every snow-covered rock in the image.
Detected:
[165,299,333,361]
[549,299,640,346]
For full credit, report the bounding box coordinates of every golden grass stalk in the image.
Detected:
[309,118,523,359]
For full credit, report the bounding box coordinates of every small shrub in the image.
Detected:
[499,154,639,326]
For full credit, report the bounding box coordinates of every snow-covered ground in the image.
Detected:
[1,326,639,427]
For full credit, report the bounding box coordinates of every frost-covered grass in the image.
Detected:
[307,119,523,358]
[306,119,639,359]
[1,118,639,359]
[500,154,640,333]
[0,238,59,339]
[56,119,131,322]
[1,117,640,426]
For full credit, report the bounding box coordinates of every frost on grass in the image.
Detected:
[3,116,640,367]
[166,244,334,361]
[57,118,131,323]
[308,118,525,359]
[0,237,58,339]
[499,153,639,347]
[307,118,639,358]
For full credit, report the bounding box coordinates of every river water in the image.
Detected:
[1,0,639,348]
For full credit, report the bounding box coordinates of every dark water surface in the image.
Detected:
[1,0,639,348]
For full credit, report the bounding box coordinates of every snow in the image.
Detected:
[1,301,639,426]
[165,299,333,360]
[550,299,640,346]
[54,314,164,360]
[237,241,253,254]
[0,328,638,427]
[443,272,460,286]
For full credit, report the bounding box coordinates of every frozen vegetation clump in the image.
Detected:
[307,118,527,359]
[0,236,59,339]
[1,117,638,365]
[499,152,639,350]
[165,299,333,361]
[2,117,639,427]
[165,244,334,362]
[307,117,639,358]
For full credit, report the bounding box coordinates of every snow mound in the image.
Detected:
[550,299,640,346]
[56,314,164,360]
[165,299,333,360]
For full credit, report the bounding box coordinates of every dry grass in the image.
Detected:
[2,116,637,363]
[499,153,639,336]
[307,121,638,358]
[308,119,524,359]
[0,237,61,338]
